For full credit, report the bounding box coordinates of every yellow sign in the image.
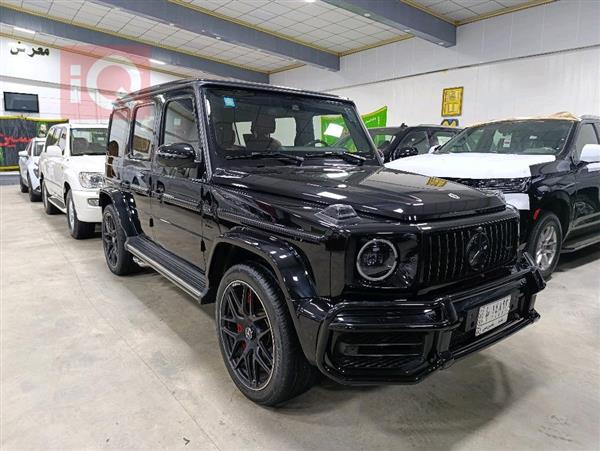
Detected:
[441,118,459,127]
[426,177,448,188]
[441,87,463,117]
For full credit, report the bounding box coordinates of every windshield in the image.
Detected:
[70,128,108,156]
[33,141,45,156]
[437,120,573,155]
[205,88,378,167]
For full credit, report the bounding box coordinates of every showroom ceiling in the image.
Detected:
[1,0,554,81]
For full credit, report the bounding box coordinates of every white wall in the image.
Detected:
[0,36,179,121]
[271,0,600,126]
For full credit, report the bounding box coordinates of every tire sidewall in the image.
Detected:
[66,191,76,234]
[215,264,290,405]
[528,212,562,278]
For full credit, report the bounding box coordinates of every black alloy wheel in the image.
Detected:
[219,280,274,390]
[102,204,138,275]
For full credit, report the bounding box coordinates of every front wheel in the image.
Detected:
[215,263,318,406]
[66,190,95,239]
[102,204,139,275]
[19,175,28,193]
[527,211,562,279]
[28,174,41,202]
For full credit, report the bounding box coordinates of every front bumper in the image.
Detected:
[294,254,544,385]
[71,189,102,223]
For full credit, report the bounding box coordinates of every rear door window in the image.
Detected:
[131,104,156,160]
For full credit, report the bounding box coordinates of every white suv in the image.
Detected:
[39,122,108,239]
[18,137,46,202]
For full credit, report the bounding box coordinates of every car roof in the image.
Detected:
[49,122,108,129]
[114,78,344,105]
[469,112,583,128]
[368,125,461,134]
[31,137,46,142]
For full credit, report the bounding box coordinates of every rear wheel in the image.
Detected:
[527,211,562,278]
[19,175,28,193]
[28,174,41,202]
[102,204,139,275]
[66,190,95,239]
[216,263,317,406]
[42,180,59,215]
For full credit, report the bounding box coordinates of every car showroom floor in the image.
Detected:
[1,185,599,451]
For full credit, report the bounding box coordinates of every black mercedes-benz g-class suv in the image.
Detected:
[100,79,544,406]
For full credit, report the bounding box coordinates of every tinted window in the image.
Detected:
[431,130,457,147]
[131,104,156,159]
[58,129,67,152]
[574,123,599,160]
[108,108,130,157]
[71,128,108,156]
[33,141,45,156]
[162,98,199,150]
[439,120,573,155]
[398,130,430,154]
[45,127,59,147]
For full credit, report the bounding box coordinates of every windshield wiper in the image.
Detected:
[304,151,366,165]
[226,152,304,166]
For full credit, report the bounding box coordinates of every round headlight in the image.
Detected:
[356,239,398,282]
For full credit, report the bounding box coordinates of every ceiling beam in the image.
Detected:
[96,0,340,71]
[0,6,268,83]
[321,0,456,47]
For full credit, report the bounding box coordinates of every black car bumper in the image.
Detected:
[294,253,544,385]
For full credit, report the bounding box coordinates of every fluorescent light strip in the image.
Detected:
[149,58,166,65]
[14,26,35,34]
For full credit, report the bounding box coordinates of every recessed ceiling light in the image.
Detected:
[438,41,445,45]
[364,13,371,17]
[215,36,221,40]
[149,58,166,65]
[14,26,35,34]
[404,29,411,33]
[169,22,175,27]
[304,0,316,3]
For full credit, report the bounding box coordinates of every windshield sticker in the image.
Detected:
[503,135,512,148]
[223,97,236,108]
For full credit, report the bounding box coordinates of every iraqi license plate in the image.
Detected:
[475,295,512,336]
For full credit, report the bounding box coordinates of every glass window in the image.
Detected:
[574,123,599,160]
[58,129,67,152]
[70,128,108,156]
[108,108,130,158]
[162,98,199,150]
[397,130,430,154]
[45,127,59,148]
[430,130,457,147]
[33,140,45,156]
[204,88,377,168]
[131,104,156,160]
[371,133,395,150]
[438,120,574,155]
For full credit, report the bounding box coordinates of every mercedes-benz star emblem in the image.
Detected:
[448,193,460,199]
[465,228,490,269]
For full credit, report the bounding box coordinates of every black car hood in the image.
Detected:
[212,165,505,222]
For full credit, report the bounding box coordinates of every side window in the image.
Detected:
[574,123,599,160]
[131,103,156,160]
[160,98,200,179]
[398,130,429,154]
[25,141,32,156]
[108,108,130,158]
[58,129,67,153]
[45,127,58,148]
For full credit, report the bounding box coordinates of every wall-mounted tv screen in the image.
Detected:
[3,92,40,113]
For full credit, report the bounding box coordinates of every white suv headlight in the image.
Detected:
[79,172,104,189]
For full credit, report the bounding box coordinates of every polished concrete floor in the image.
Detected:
[1,185,599,450]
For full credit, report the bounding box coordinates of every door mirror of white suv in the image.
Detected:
[580,144,600,163]
[18,150,28,158]
[45,145,62,156]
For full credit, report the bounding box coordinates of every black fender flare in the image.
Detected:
[207,227,318,301]
[99,187,142,237]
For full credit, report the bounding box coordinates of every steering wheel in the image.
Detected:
[305,139,329,147]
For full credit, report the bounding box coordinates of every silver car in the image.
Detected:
[18,137,46,202]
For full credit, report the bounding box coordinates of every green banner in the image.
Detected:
[320,106,387,146]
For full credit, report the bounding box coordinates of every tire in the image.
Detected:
[102,204,139,275]
[42,180,59,215]
[215,263,318,406]
[19,174,28,193]
[527,211,562,279]
[28,174,41,202]
[66,190,95,239]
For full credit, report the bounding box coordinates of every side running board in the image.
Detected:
[125,236,208,301]
[561,233,600,253]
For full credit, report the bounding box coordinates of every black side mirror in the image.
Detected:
[392,146,419,160]
[156,143,198,168]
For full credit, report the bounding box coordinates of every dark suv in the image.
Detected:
[100,79,544,406]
